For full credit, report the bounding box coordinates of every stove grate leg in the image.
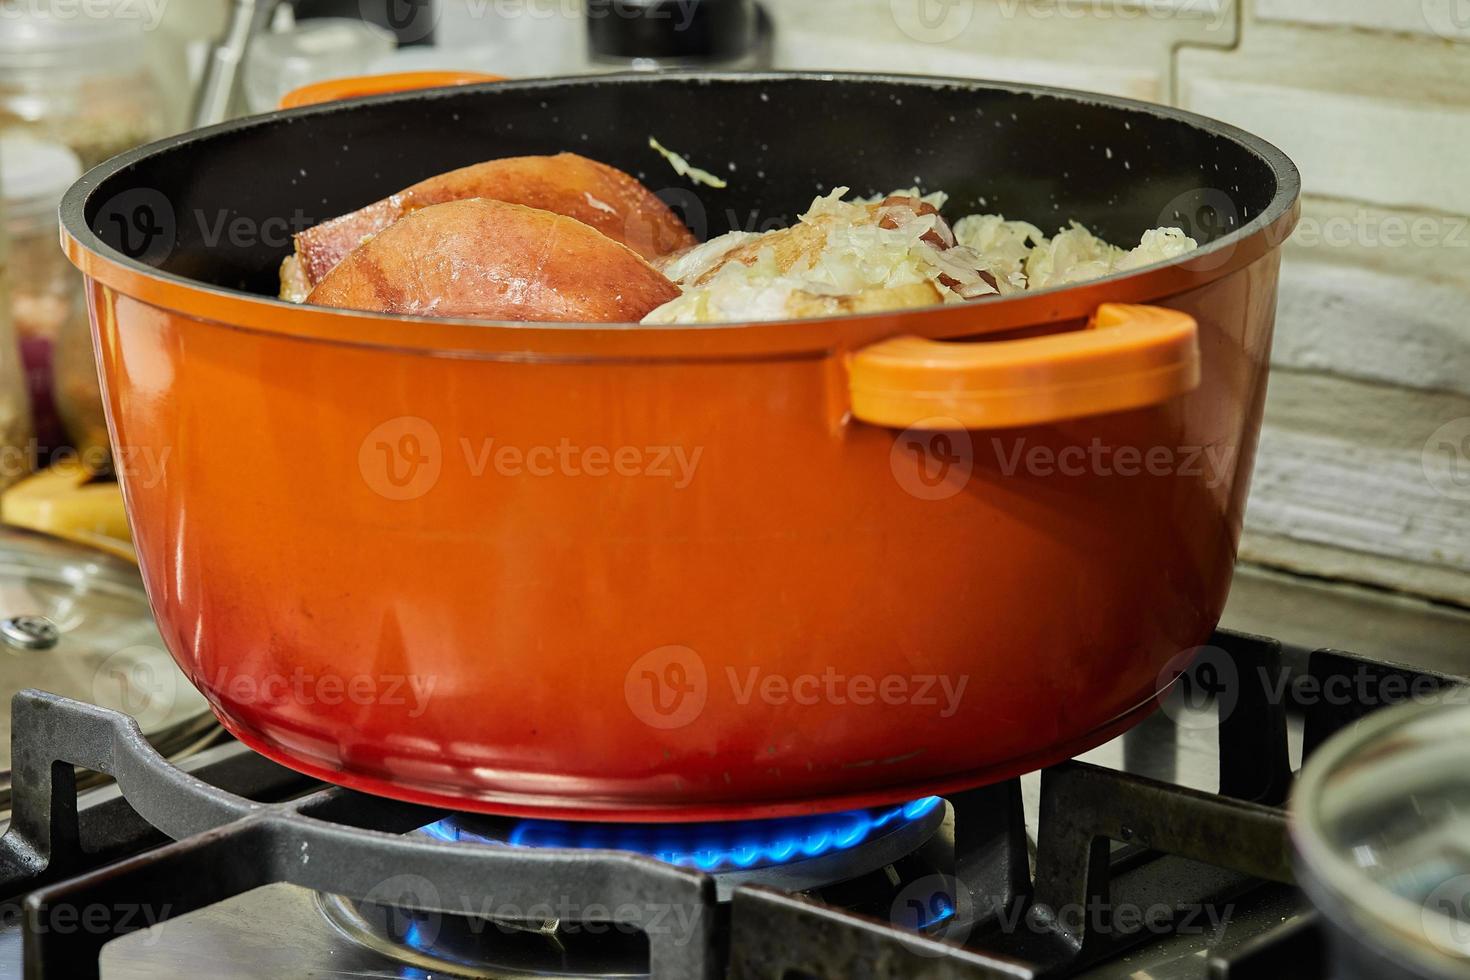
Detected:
[22,821,276,980]
[948,779,1030,930]
[1213,631,1293,806]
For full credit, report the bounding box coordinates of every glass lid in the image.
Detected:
[1292,697,1470,974]
[0,528,213,796]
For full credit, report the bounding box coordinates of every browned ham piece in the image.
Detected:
[283,152,697,298]
[305,198,682,323]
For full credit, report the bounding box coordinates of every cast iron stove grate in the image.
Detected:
[0,629,1462,979]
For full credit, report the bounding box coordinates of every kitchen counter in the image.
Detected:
[1223,561,1470,675]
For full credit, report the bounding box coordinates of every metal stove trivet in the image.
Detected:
[0,630,1462,979]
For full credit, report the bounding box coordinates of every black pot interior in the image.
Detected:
[78,73,1289,297]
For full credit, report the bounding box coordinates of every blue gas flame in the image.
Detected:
[918,895,956,929]
[421,796,941,874]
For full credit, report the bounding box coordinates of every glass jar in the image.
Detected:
[0,9,168,170]
[0,8,167,471]
[0,156,33,494]
[51,275,110,467]
[243,17,398,115]
[0,135,90,466]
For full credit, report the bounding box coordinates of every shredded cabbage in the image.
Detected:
[1118,227,1199,271]
[952,214,1047,294]
[1025,222,1123,289]
[648,137,729,189]
[643,187,1197,324]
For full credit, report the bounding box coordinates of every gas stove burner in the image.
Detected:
[318,888,651,980]
[316,798,948,979]
[422,796,945,899]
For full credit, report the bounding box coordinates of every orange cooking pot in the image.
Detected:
[60,72,1299,821]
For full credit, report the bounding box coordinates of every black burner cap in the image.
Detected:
[587,0,757,62]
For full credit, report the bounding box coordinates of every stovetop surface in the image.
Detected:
[0,704,1308,979]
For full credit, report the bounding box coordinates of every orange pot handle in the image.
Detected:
[848,303,1200,429]
[278,71,505,110]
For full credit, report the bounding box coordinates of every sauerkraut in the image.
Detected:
[643,187,1198,324]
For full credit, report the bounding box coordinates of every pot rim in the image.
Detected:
[60,70,1301,360]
